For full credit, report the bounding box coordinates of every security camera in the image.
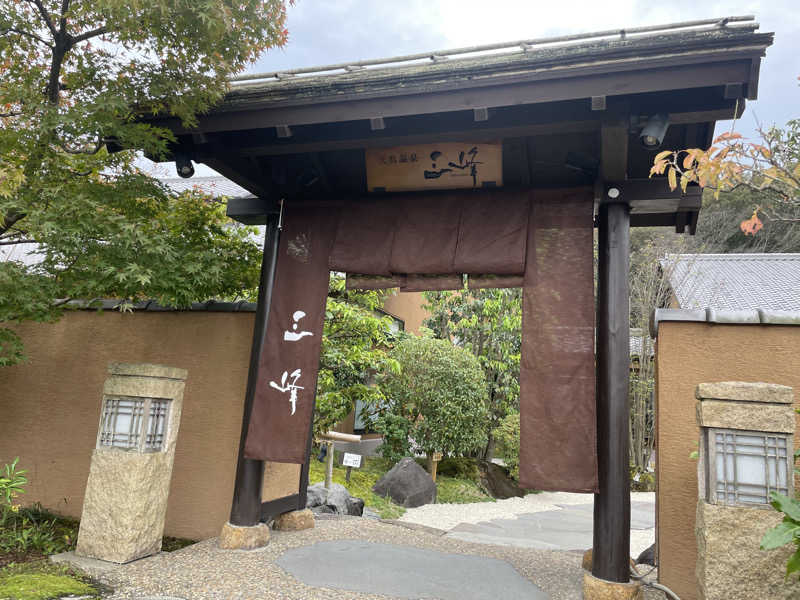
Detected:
[639,113,670,149]
[175,152,195,178]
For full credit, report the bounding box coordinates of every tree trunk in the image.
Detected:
[483,433,496,461]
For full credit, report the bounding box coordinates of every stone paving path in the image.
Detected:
[276,539,548,599]
[62,512,663,599]
[445,501,655,554]
[89,519,587,599]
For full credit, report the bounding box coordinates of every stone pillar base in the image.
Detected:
[583,572,643,600]
[218,522,270,550]
[273,509,315,531]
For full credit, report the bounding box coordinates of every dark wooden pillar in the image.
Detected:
[230,211,281,526]
[593,200,631,582]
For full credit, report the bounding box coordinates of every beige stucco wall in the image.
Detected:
[383,291,429,334]
[655,322,800,600]
[0,291,426,539]
[0,310,253,541]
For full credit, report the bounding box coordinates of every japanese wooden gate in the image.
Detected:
[144,17,771,585]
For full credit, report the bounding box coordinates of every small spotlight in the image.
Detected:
[175,153,195,178]
[639,113,670,149]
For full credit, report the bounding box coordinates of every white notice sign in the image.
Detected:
[342,453,362,468]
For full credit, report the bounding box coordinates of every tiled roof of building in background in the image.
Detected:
[160,176,254,199]
[660,253,800,311]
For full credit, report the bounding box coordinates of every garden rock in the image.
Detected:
[306,483,328,508]
[478,461,524,499]
[636,542,655,566]
[305,483,364,516]
[372,457,436,508]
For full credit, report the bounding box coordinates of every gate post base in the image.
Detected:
[583,572,642,600]
[218,522,270,550]
[273,509,315,531]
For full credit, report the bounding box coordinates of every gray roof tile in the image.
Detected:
[661,253,800,311]
[160,176,253,199]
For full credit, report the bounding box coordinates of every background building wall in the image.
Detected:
[383,291,428,334]
[655,322,800,600]
[0,310,253,541]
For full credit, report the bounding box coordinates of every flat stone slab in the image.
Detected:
[50,550,122,574]
[276,539,547,599]
[446,502,654,552]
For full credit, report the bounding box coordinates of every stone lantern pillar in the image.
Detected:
[76,363,187,563]
[695,381,796,600]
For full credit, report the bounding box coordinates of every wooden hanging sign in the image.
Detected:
[366,142,503,192]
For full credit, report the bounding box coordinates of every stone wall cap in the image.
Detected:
[650,308,800,337]
[108,362,188,381]
[696,381,793,404]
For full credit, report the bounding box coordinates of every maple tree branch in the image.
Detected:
[71,25,106,45]
[27,0,58,39]
[0,213,27,238]
[0,239,36,246]
[0,26,54,47]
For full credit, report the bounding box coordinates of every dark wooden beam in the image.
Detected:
[233,120,600,158]
[230,213,281,526]
[261,494,301,522]
[159,58,754,135]
[226,197,280,225]
[593,201,631,583]
[503,137,532,187]
[202,155,271,198]
[604,179,702,214]
[601,114,629,181]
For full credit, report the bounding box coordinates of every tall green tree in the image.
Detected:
[423,287,521,459]
[314,275,401,439]
[0,0,291,365]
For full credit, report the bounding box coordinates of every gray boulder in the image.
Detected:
[306,482,364,516]
[325,484,352,515]
[636,542,655,566]
[372,457,436,507]
[306,483,328,508]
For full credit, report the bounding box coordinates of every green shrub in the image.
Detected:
[373,412,412,464]
[381,336,489,459]
[0,504,77,557]
[761,449,800,579]
[494,412,520,480]
[430,457,480,482]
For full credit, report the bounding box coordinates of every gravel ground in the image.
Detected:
[400,491,656,558]
[400,492,655,530]
[80,518,664,600]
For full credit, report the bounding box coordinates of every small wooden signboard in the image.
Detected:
[366,142,503,192]
[342,452,362,468]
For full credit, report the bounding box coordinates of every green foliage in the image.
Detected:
[423,288,521,458]
[0,458,26,505]
[762,449,800,580]
[493,412,520,480]
[315,275,402,439]
[374,412,412,463]
[380,336,489,458]
[0,0,290,364]
[433,457,481,483]
[0,499,79,559]
[434,476,494,504]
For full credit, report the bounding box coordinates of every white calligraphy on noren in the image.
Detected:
[269,369,304,415]
[283,310,313,342]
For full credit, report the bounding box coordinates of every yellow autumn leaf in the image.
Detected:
[667,167,677,191]
[654,150,673,163]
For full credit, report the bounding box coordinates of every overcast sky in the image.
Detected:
[156,0,799,178]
